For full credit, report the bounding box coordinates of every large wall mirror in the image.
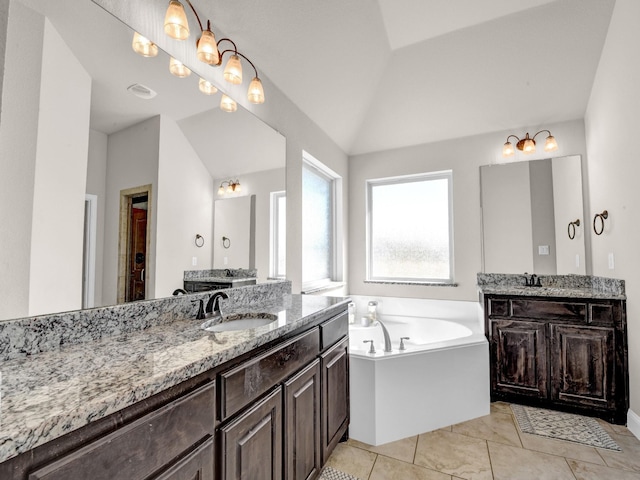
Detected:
[0,0,286,321]
[480,155,586,276]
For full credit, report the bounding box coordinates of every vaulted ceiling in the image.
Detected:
[208,0,615,154]
[22,0,616,157]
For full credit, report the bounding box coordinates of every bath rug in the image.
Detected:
[511,404,621,451]
[318,466,362,480]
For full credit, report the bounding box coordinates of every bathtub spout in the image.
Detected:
[377,319,393,352]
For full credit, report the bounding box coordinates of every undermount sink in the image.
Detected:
[201,313,278,332]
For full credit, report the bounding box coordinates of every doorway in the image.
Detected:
[117,185,152,303]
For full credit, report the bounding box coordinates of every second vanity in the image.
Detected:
[0,284,349,480]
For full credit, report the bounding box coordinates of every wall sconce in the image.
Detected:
[502,130,558,157]
[218,179,241,195]
[133,0,265,106]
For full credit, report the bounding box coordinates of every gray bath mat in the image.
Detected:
[319,466,361,480]
[511,404,621,451]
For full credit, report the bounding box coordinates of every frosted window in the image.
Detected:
[303,163,334,284]
[368,172,453,282]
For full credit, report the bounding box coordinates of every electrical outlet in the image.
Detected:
[538,245,550,256]
[192,256,197,266]
[608,253,615,269]
[224,256,228,265]
[575,254,580,268]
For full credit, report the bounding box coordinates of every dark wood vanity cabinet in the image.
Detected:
[0,305,349,480]
[484,294,628,424]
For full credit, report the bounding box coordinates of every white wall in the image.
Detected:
[481,162,533,274]
[213,196,254,270]
[584,0,640,419]
[552,155,586,274]
[156,115,213,297]
[213,168,286,283]
[28,19,91,316]
[103,116,160,305]
[86,129,108,306]
[349,119,588,301]
[0,0,43,320]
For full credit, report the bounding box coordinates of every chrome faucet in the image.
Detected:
[206,291,229,316]
[377,319,393,353]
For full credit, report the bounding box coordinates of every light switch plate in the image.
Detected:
[608,252,615,269]
[538,245,550,255]
[192,256,197,266]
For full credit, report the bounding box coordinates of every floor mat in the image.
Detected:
[511,404,621,451]
[318,466,362,480]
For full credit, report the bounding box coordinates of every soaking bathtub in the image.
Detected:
[348,297,490,446]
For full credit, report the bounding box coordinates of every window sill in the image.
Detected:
[364,280,458,287]
[301,282,346,294]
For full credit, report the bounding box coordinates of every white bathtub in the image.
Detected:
[348,297,490,446]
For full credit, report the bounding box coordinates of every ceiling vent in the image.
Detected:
[127,83,157,100]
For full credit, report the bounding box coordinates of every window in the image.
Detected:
[302,152,341,289]
[270,191,286,278]
[367,171,453,283]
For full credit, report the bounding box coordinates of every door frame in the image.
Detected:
[82,194,98,309]
[117,185,152,304]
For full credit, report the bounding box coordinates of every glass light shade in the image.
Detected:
[223,55,243,84]
[169,57,191,78]
[218,185,225,195]
[164,0,189,40]
[522,138,536,154]
[234,183,241,193]
[502,142,515,157]
[199,78,218,95]
[196,30,220,65]
[226,184,234,194]
[544,135,558,152]
[247,77,265,104]
[220,94,238,112]
[132,32,158,57]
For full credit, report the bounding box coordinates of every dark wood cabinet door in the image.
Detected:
[284,359,321,480]
[550,324,615,409]
[320,338,349,464]
[491,319,548,399]
[153,437,214,480]
[219,387,283,480]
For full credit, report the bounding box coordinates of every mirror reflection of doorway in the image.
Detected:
[117,185,152,303]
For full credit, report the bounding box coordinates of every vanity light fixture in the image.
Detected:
[162,0,266,104]
[217,179,241,195]
[169,56,191,77]
[502,130,558,157]
[131,32,158,57]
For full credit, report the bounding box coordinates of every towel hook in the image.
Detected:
[567,219,580,240]
[593,210,608,236]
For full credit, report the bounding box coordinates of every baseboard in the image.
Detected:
[628,409,640,440]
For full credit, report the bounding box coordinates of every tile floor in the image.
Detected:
[325,402,640,480]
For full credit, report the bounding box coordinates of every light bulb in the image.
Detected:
[132,32,158,57]
[220,94,237,113]
[164,0,189,40]
[523,138,536,154]
[197,29,220,65]
[502,142,514,157]
[247,77,265,104]
[199,78,218,95]
[223,55,243,85]
[169,57,191,78]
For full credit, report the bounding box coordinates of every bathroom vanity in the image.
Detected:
[478,274,628,424]
[0,285,349,480]
[183,268,258,292]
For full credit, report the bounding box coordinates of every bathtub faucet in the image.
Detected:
[377,319,393,353]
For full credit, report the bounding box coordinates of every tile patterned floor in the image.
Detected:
[325,402,640,479]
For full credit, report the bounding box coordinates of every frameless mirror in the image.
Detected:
[480,155,586,275]
[0,0,286,321]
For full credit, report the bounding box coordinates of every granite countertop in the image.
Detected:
[185,276,256,283]
[0,294,349,464]
[478,285,627,300]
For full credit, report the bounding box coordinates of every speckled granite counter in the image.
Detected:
[0,293,349,464]
[477,273,626,300]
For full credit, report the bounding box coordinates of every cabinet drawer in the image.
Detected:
[488,298,510,317]
[28,382,216,480]
[220,328,320,421]
[320,310,348,350]
[511,299,587,322]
